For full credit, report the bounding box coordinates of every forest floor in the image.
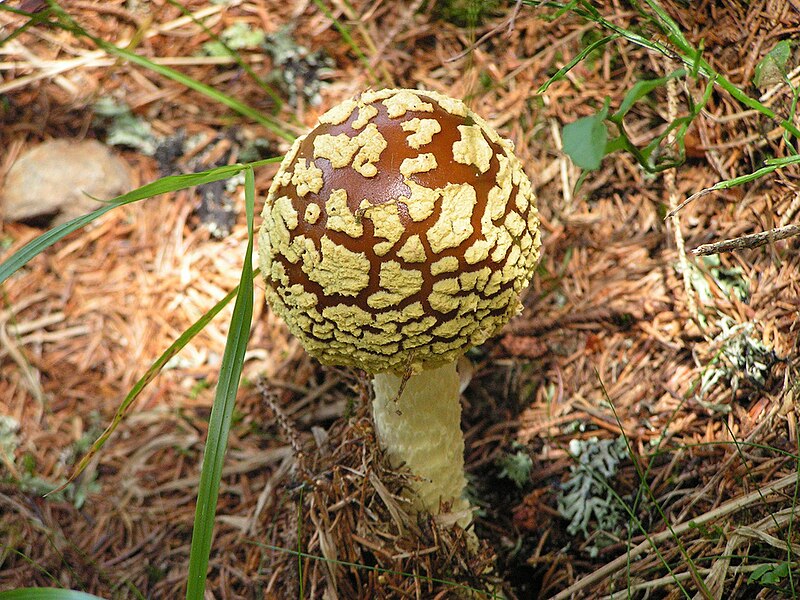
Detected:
[1,1,799,598]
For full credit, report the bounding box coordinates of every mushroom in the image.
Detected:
[258,88,541,527]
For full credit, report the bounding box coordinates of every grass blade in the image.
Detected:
[611,68,686,120]
[537,33,620,94]
[311,0,381,85]
[52,266,260,494]
[162,0,284,110]
[666,153,800,218]
[93,40,295,143]
[44,2,297,142]
[0,590,107,600]
[0,6,55,46]
[185,168,256,599]
[0,158,279,286]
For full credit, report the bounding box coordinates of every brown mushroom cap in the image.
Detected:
[258,88,541,374]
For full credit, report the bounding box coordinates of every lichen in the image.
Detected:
[557,436,629,556]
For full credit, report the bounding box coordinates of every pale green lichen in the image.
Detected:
[557,436,629,556]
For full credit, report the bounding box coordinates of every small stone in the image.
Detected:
[1,139,131,226]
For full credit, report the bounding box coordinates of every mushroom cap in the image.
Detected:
[258,88,541,374]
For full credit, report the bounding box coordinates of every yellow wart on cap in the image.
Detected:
[304,237,371,296]
[318,98,358,125]
[313,123,388,177]
[400,153,438,178]
[426,183,477,254]
[397,235,427,263]
[367,261,423,309]
[402,118,442,149]
[291,159,324,197]
[359,200,405,256]
[430,255,460,276]
[382,90,434,118]
[326,189,363,238]
[304,203,321,224]
[352,104,378,129]
[452,125,493,173]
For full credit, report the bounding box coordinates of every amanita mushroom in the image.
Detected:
[258,88,540,526]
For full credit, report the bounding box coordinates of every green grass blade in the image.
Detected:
[537,33,620,94]
[52,266,260,494]
[611,68,686,120]
[0,6,56,46]
[1,208,113,286]
[0,590,107,600]
[639,0,692,51]
[94,42,295,143]
[312,0,380,85]
[670,153,800,215]
[185,168,256,599]
[0,158,279,286]
[162,0,284,110]
[46,2,296,142]
[5,3,296,140]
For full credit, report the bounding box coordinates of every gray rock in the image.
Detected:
[1,139,131,226]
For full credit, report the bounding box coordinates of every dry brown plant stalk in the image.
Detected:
[691,224,800,255]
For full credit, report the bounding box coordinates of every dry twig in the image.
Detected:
[691,224,800,255]
[549,472,800,600]
[664,66,700,326]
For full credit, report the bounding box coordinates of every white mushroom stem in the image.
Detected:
[371,360,472,527]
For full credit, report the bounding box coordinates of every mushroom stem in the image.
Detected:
[371,360,471,527]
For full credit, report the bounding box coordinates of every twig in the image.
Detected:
[445,1,524,63]
[664,65,700,325]
[549,472,800,600]
[550,116,573,209]
[257,378,308,478]
[666,154,800,218]
[0,2,236,94]
[0,325,91,361]
[779,190,800,227]
[691,224,800,255]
